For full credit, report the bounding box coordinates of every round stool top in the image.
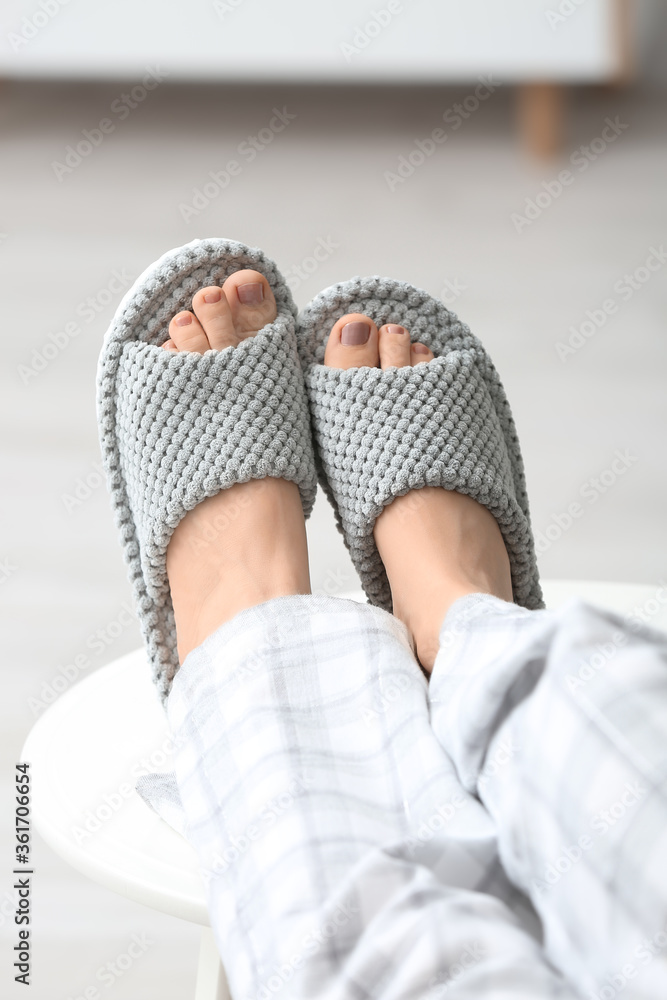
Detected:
[22,645,210,924]
[21,581,667,924]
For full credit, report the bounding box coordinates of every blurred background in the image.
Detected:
[1,0,666,997]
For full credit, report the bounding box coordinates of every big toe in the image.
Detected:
[323,313,379,369]
[164,268,278,355]
[221,269,277,340]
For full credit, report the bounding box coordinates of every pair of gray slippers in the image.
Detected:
[97,238,544,702]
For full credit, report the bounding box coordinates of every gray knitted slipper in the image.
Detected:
[97,238,317,701]
[296,276,543,613]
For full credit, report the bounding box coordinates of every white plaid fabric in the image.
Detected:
[432,594,667,1000]
[143,592,667,1000]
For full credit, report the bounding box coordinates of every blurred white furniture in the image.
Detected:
[1,0,626,81]
[22,579,665,1000]
[1,0,631,155]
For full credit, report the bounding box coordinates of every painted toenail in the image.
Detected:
[341,321,370,346]
[237,282,264,305]
[413,343,431,354]
[203,288,222,303]
[386,325,407,336]
[175,313,192,327]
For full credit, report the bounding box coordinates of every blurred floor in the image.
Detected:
[1,78,666,998]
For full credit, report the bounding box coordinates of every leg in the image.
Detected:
[429,595,667,998]
[195,928,231,1000]
[516,82,565,160]
[167,591,576,1000]
[323,312,667,997]
[324,311,514,673]
[162,267,311,662]
[159,306,575,999]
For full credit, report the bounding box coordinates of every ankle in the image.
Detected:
[167,478,310,661]
[374,487,513,673]
[172,560,308,661]
[392,571,506,672]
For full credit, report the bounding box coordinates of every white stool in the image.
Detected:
[21,581,667,999]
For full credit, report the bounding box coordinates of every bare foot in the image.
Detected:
[324,313,512,673]
[162,268,278,354]
[164,270,311,662]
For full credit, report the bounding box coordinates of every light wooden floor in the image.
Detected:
[1,79,666,998]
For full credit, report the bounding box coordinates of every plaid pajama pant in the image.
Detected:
[140,592,667,1000]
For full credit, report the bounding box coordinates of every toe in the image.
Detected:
[411,342,435,365]
[221,269,277,339]
[168,311,212,354]
[162,338,178,352]
[323,313,379,370]
[378,324,412,370]
[191,286,238,351]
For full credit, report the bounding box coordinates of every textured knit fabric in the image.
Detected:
[96,238,317,701]
[296,278,543,613]
[140,592,667,1000]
